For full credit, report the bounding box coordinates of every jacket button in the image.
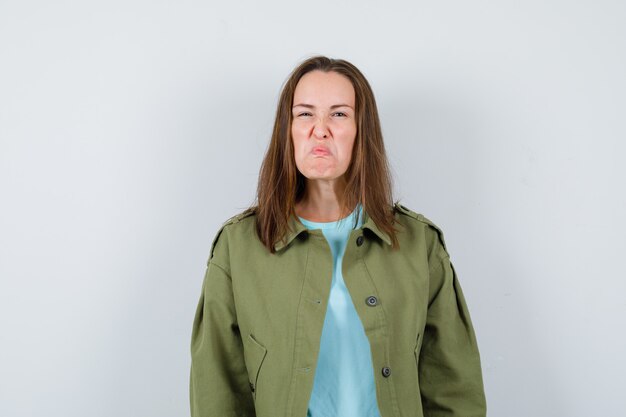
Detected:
[249,382,255,392]
[366,296,378,306]
[382,366,391,377]
[356,235,364,246]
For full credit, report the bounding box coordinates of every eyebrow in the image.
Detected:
[292,103,354,110]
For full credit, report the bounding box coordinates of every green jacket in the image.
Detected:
[190,203,487,417]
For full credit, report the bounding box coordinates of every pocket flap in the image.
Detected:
[414,332,421,365]
[244,333,267,392]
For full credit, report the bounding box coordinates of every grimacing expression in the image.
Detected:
[291,70,357,181]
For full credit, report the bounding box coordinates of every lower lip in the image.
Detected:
[312,149,330,156]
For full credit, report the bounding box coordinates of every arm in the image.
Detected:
[418,228,487,417]
[189,231,255,417]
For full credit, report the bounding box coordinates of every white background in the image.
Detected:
[1,1,625,416]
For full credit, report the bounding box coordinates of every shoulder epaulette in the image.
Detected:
[394,202,448,252]
[208,207,256,263]
[394,202,419,219]
[223,207,256,225]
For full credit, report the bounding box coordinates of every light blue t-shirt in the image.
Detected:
[298,203,382,417]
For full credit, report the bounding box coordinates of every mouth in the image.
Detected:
[311,146,330,156]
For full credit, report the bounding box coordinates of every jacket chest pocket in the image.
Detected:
[243,333,267,401]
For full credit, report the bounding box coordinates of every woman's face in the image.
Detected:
[291,70,357,182]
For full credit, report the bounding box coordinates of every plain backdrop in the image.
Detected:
[1,1,625,416]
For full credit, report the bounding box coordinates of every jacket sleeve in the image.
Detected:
[418,227,487,417]
[189,227,255,417]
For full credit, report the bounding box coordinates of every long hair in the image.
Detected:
[250,55,400,253]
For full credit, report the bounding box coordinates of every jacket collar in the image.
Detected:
[273,205,392,252]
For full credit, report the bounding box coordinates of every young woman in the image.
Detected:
[190,56,487,417]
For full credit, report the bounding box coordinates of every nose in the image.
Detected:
[313,119,330,139]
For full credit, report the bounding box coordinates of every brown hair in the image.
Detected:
[249,55,400,253]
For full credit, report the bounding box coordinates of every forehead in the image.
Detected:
[293,70,355,105]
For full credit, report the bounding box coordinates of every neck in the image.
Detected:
[295,178,353,222]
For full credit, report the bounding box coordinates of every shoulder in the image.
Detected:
[393,202,449,253]
[207,207,257,265]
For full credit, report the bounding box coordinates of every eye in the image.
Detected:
[296,112,312,117]
[332,112,347,117]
